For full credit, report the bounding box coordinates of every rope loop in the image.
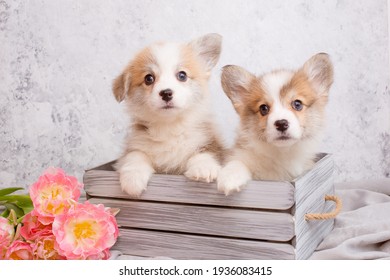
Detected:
[305,195,342,221]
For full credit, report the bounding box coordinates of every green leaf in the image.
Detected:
[4,203,24,218]
[0,195,32,205]
[13,196,33,208]
[0,189,33,220]
[0,187,24,196]
[20,205,34,216]
[1,209,10,218]
[0,194,33,217]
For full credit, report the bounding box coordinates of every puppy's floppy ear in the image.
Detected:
[112,71,131,102]
[302,53,334,96]
[189,33,222,73]
[221,65,255,112]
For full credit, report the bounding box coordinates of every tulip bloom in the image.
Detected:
[31,234,64,260]
[29,167,83,225]
[20,211,52,241]
[0,217,15,259]
[5,240,33,260]
[53,201,119,260]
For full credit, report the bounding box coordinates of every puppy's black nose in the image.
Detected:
[159,89,173,102]
[275,119,289,132]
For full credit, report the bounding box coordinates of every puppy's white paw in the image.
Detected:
[217,160,251,195]
[119,168,151,198]
[117,151,154,198]
[184,153,221,183]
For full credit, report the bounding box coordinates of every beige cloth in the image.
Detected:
[310,179,390,260]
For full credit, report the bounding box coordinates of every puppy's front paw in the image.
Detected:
[117,151,154,198]
[119,169,151,198]
[184,153,221,183]
[217,160,251,195]
[119,167,150,198]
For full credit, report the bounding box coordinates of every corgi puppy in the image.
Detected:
[217,53,333,195]
[113,33,224,198]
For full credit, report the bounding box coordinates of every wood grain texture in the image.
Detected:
[84,154,335,260]
[112,228,296,260]
[84,170,295,210]
[89,198,295,242]
[293,154,335,259]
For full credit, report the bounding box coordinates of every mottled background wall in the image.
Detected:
[1,0,389,189]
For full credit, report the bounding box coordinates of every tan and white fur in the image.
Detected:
[218,53,333,195]
[113,34,224,198]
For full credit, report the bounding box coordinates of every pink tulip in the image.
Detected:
[20,211,52,241]
[0,216,15,259]
[5,240,33,260]
[31,234,64,260]
[52,201,119,260]
[29,167,83,225]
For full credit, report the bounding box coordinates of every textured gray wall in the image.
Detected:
[1,0,389,189]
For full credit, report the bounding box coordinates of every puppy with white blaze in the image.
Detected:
[113,34,224,198]
[218,53,334,195]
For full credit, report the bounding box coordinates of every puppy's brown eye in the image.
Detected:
[176,71,187,82]
[291,99,303,111]
[144,74,155,86]
[259,104,270,116]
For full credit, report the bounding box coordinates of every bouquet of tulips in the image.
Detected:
[0,168,119,260]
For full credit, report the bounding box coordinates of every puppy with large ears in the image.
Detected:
[218,53,333,195]
[113,33,224,198]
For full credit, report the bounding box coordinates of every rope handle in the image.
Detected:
[305,195,342,221]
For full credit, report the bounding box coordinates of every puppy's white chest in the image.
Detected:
[144,127,208,173]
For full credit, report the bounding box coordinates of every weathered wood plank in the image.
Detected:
[84,170,295,210]
[293,153,335,260]
[89,198,295,242]
[112,228,295,260]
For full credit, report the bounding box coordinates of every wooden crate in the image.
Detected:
[84,153,336,259]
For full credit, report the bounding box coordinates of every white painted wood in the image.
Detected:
[84,170,295,210]
[89,197,295,241]
[112,228,295,260]
[293,154,335,259]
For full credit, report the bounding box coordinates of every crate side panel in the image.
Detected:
[113,228,295,260]
[89,198,295,242]
[294,154,335,259]
[84,170,294,210]
[296,203,334,259]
